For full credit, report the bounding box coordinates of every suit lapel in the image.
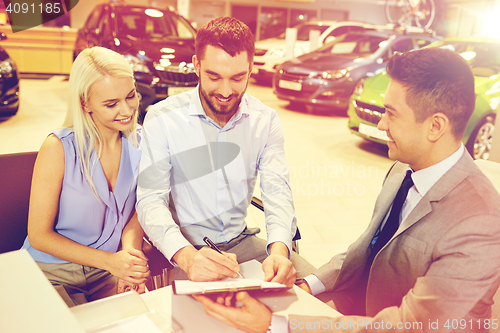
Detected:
[334,163,408,287]
[368,166,407,237]
[393,153,472,240]
[332,154,475,293]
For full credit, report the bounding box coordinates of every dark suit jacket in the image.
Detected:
[290,153,500,332]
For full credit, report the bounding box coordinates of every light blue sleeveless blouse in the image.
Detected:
[22,127,142,264]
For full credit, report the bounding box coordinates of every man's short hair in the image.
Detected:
[386,48,476,139]
[195,17,255,64]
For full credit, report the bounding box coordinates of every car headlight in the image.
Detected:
[0,58,15,75]
[313,69,348,80]
[270,48,286,59]
[353,78,366,96]
[124,54,151,74]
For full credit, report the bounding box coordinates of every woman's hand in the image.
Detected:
[106,248,150,284]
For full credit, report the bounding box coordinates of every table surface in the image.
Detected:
[0,250,86,333]
[141,260,342,333]
[141,284,342,333]
[68,259,342,333]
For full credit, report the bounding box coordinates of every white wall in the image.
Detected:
[316,0,386,25]
[70,0,99,29]
[68,0,499,38]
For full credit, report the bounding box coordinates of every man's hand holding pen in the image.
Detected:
[173,245,242,282]
[173,238,296,288]
[204,237,244,278]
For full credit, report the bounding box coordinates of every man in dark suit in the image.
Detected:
[195,48,500,333]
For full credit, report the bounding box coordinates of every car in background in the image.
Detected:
[73,4,198,119]
[347,37,500,160]
[273,29,438,112]
[253,21,378,82]
[0,32,19,117]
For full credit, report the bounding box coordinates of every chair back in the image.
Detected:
[0,152,37,253]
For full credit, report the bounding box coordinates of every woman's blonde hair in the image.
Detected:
[63,46,138,197]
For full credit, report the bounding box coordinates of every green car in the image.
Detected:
[347,37,499,160]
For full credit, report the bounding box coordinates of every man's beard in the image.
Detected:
[199,81,247,116]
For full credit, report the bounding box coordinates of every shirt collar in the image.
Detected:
[411,144,465,197]
[189,85,205,117]
[230,96,249,125]
[188,85,250,125]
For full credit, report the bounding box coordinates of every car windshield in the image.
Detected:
[433,40,500,77]
[115,8,196,39]
[316,34,386,56]
[276,24,331,41]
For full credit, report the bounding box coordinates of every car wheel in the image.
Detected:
[466,114,495,160]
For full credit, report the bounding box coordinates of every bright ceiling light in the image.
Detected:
[145,9,163,18]
[482,5,500,38]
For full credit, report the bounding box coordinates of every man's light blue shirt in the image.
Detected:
[136,86,296,264]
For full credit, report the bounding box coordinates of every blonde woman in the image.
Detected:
[22,46,149,306]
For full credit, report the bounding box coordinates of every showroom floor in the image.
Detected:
[0,77,394,269]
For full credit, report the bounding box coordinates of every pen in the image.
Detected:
[203,236,244,278]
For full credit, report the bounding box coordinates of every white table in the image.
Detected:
[141,284,341,333]
[0,250,341,333]
[0,250,85,333]
[72,260,342,332]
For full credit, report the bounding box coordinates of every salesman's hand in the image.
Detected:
[174,246,241,282]
[194,291,272,333]
[262,242,296,288]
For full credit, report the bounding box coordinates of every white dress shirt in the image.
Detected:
[136,86,296,264]
[303,145,465,296]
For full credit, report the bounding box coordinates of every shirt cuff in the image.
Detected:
[304,274,326,295]
[159,233,193,267]
[270,314,288,332]
[266,230,293,259]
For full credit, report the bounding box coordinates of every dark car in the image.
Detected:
[74,4,198,118]
[253,20,378,82]
[272,29,439,112]
[0,32,19,117]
